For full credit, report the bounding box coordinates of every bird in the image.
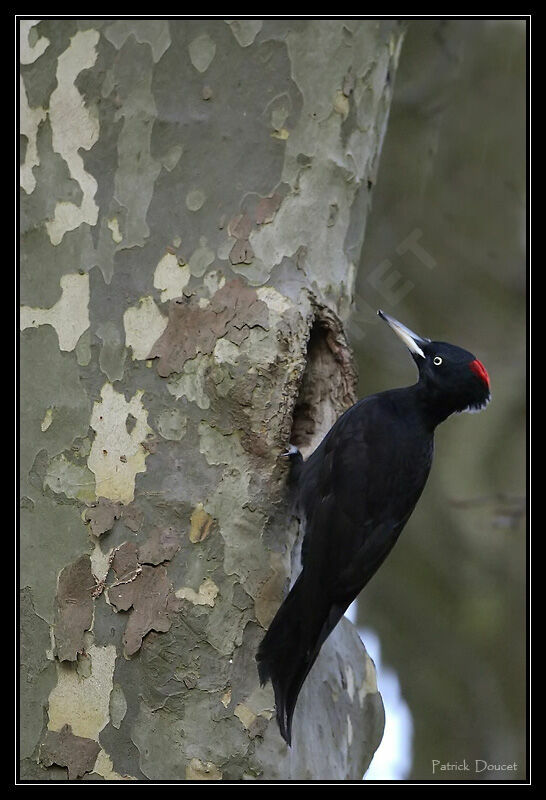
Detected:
[256,309,491,746]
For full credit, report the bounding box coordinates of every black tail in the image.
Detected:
[256,575,345,745]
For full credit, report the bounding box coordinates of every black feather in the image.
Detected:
[257,315,490,744]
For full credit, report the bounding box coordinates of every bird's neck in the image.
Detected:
[411,381,454,430]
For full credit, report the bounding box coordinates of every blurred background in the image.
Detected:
[346,20,526,781]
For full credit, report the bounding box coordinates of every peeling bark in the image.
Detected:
[20,18,402,781]
[85,498,122,538]
[40,725,101,780]
[54,556,94,662]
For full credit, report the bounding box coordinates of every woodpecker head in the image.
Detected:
[378,310,491,417]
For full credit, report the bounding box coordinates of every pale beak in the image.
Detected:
[377,310,429,359]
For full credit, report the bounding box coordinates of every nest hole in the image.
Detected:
[289,310,357,459]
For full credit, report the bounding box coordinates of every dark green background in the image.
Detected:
[350,19,526,781]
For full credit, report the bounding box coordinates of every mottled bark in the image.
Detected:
[20,19,402,781]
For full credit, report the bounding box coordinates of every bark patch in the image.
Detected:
[84,497,122,538]
[40,724,100,780]
[189,503,214,543]
[148,278,269,377]
[138,526,180,565]
[186,758,223,781]
[255,192,282,225]
[54,556,94,662]
[108,542,180,657]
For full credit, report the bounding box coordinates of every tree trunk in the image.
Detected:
[20,18,402,781]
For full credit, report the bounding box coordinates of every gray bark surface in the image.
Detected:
[20,19,402,781]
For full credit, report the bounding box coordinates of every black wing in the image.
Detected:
[257,392,433,744]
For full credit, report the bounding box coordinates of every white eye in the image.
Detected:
[433,356,443,366]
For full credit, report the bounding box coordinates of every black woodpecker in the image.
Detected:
[256,310,491,745]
